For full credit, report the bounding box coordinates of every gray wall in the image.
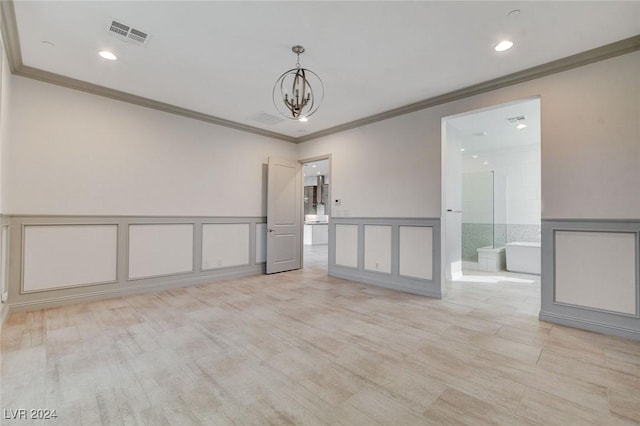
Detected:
[300,51,640,338]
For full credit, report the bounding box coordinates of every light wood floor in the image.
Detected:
[2,260,640,425]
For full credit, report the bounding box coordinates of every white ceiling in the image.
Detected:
[448,97,540,152]
[12,1,640,139]
[303,159,329,178]
[448,98,540,172]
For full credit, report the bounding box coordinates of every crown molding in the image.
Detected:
[16,64,299,143]
[0,0,20,74]
[2,0,639,144]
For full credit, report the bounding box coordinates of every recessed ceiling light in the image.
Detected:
[298,117,308,122]
[99,50,117,60]
[472,155,479,159]
[484,161,489,165]
[312,165,316,168]
[516,123,527,130]
[460,148,465,152]
[494,40,513,52]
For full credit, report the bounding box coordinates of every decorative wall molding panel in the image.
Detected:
[23,224,118,292]
[202,223,251,270]
[128,223,194,280]
[399,225,433,280]
[329,217,441,298]
[335,224,358,268]
[0,216,10,327]
[541,219,640,340]
[1,222,9,295]
[364,225,392,274]
[256,223,267,264]
[6,216,266,312]
[555,230,636,315]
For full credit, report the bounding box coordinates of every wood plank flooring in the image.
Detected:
[2,261,640,425]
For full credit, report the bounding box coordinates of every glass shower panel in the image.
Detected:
[493,172,507,248]
[461,171,494,262]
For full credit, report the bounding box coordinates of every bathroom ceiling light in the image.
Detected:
[99,50,117,60]
[298,117,308,122]
[460,148,465,152]
[516,123,527,130]
[484,161,489,165]
[472,155,479,159]
[494,40,513,52]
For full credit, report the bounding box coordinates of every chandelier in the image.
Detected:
[273,45,324,121]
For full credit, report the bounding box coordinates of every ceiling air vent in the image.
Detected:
[506,115,526,123]
[108,19,150,47]
[249,112,285,125]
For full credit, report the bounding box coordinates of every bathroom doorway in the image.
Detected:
[442,98,541,292]
[300,156,331,270]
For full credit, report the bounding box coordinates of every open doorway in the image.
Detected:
[442,98,541,293]
[300,157,330,269]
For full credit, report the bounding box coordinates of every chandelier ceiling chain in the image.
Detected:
[273,45,324,121]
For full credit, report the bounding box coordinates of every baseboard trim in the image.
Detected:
[7,264,264,312]
[539,311,640,341]
[330,267,442,299]
[462,261,478,271]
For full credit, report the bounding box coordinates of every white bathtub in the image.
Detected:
[506,242,541,275]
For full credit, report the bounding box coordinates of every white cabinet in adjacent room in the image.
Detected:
[304,224,329,245]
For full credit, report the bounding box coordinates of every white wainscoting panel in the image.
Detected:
[256,223,267,263]
[555,231,637,315]
[202,223,250,270]
[2,226,9,293]
[128,224,194,280]
[335,224,358,268]
[399,226,433,280]
[364,225,392,274]
[23,225,118,292]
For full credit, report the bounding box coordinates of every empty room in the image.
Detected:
[1,1,639,424]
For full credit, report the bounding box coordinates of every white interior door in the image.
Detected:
[266,157,302,274]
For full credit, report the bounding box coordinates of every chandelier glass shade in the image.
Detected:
[273,45,324,120]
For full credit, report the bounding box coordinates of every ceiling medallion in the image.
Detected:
[273,45,324,121]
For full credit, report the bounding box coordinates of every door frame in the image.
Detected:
[298,154,332,269]
[440,96,542,285]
